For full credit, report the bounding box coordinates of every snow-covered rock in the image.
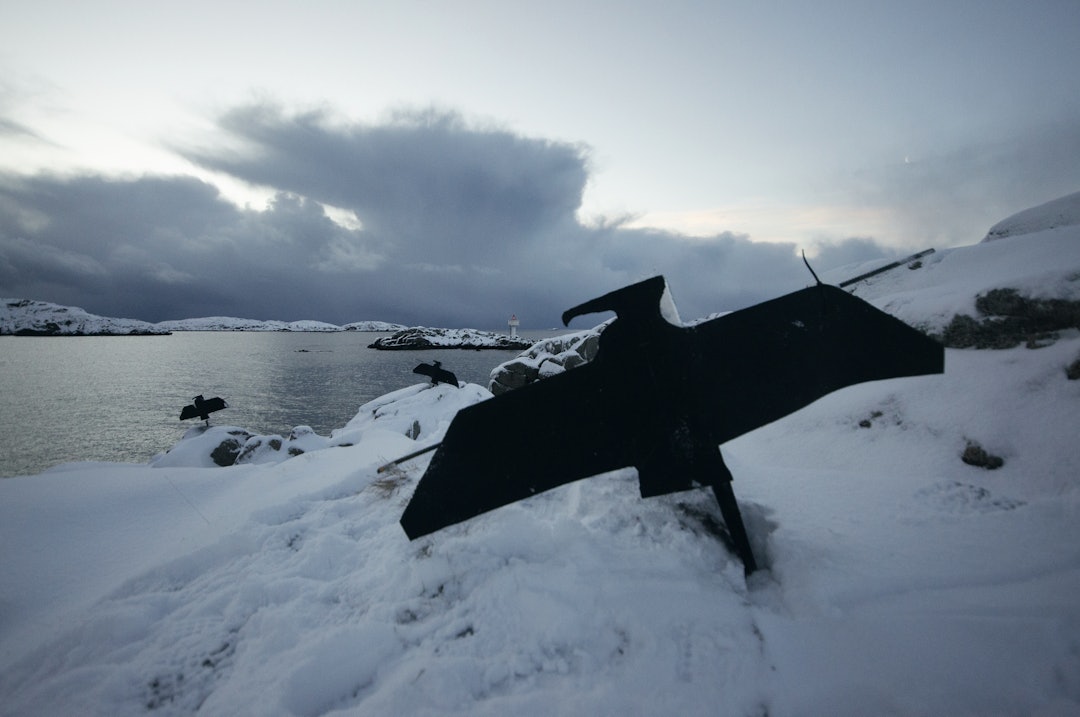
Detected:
[150,426,256,468]
[150,383,492,470]
[332,382,493,447]
[489,322,608,395]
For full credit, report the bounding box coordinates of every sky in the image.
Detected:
[1,0,1078,327]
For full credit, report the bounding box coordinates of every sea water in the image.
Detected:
[0,332,544,478]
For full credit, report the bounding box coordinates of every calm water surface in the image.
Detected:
[0,332,547,478]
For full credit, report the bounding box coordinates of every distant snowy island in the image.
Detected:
[157,316,406,333]
[0,300,407,336]
[0,299,535,350]
[0,300,534,349]
[368,326,535,351]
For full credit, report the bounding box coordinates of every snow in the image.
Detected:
[822,219,1080,335]
[982,190,1080,242]
[2,198,1080,715]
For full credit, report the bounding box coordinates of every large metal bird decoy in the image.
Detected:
[400,275,944,574]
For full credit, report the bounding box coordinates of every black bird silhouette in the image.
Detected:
[179,395,228,423]
[413,361,459,387]
[400,276,944,574]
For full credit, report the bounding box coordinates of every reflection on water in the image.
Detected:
[0,332,546,477]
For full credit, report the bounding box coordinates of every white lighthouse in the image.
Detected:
[507,314,520,338]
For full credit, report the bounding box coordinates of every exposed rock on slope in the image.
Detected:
[941,288,1080,349]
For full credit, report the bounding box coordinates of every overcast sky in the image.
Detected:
[1,0,1078,326]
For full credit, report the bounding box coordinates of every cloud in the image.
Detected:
[1,104,858,327]
[180,105,588,267]
[809,237,897,272]
[847,118,1080,247]
[0,116,41,140]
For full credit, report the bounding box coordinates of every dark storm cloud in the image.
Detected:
[2,105,840,327]
[0,174,377,322]
[180,106,588,268]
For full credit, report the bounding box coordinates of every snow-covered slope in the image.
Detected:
[1,197,1080,715]
[822,199,1080,339]
[982,190,1080,242]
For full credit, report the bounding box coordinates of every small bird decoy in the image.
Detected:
[413,361,460,387]
[180,395,228,424]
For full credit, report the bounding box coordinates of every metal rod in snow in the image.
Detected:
[377,442,441,473]
[838,248,935,288]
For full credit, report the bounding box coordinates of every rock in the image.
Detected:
[491,359,540,392]
[208,430,254,466]
[489,323,608,395]
[939,288,1080,349]
[961,440,1004,470]
[1067,355,1080,380]
[235,435,286,465]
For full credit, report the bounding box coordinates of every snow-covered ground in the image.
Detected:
[2,196,1079,715]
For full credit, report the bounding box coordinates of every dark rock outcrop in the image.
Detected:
[939,288,1080,349]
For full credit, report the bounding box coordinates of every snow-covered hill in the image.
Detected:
[0,300,405,335]
[1,195,1079,716]
[155,316,340,332]
[155,317,405,332]
[981,190,1080,242]
[0,298,168,335]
